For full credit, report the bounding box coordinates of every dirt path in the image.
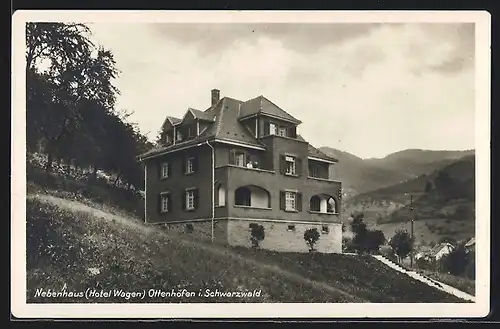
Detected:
[29,193,368,303]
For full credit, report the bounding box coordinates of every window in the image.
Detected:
[309,164,319,178]
[235,152,246,167]
[187,125,196,138]
[269,123,277,135]
[287,225,296,232]
[176,130,183,141]
[322,225,329,234]
[278,127,287,137]
[165,134,171,144]
[285,191,296,211]
[309,195,321,212]
[160,193,169,213]
[161,162,169,178]
[285,156,296,175]
[235,187,251,206]
[185,223,194,233]
[327,197,337,213]
[216,184,226,207]
[186,157,195,174]
[186,190,195,210]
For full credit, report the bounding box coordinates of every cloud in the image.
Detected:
[88,22,475,158]
[149,23,381,54]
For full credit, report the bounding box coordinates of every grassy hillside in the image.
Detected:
[342,155,475,244]
[26,186,466,303]
[320,147,474,197]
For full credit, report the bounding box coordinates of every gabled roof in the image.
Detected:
[429,243,454,257]
[465,237,475,247]
[239,95,302,124]
[161,116,182,129]
[188,108,215,122]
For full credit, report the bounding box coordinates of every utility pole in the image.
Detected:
[409,194,415,268]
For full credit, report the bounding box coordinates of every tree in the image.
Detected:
[26,22,155,193]
[389,229,415,263]
[440,244,469,275]
[365,229,386,253]
[304,228,320,252]
[349,212,384,254]
[250,224,265,249]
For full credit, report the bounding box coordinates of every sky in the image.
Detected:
[87,22,475,159]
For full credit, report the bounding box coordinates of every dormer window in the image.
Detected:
[176,130,183,141]
[187,125,196,138]
[269,123,277,135]
[278,127,287,137]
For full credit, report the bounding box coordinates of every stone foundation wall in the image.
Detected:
[227,219,342,253]
[158,218,343,254]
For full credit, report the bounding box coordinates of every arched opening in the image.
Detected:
[215,183,226,206]
[234,185,271,208]
[309,194,338,213]
[327,197,337,213]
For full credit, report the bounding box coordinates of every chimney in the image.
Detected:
[211,89,220,106]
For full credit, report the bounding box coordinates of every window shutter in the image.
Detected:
[280,155,286,174]
[158,194,162,213]
[288,127,297,138]
[279,191,285,210]
[181,192,186,210]
[296,158,302,176]
[296,192,302,212]
[167,195,172,212]
[264,120,270,135]
[168,162,172,177]
[192,156,198,173]
[193,188,199,209]
[182,157,187,174]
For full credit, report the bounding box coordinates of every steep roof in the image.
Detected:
[161,116,182,129]
[308,144,339,162]
[239,95,302,124]
[139,93,339,160]
[296,134,338,163]
[199,97,265,148]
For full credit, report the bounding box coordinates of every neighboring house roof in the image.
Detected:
[465,237,475,248]
[239,95,302,124]
[419,246,432,253]
[429,243,454,257]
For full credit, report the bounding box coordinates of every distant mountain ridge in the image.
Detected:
[339,154,475,245]
[320,147,474,196]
